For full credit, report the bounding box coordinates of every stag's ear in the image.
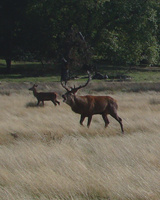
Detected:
[70,85,76,90]
[70,88,79,94]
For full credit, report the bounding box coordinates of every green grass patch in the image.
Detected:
[0,75,60,82]
[0,60,61,82]
[128,71,160,82]
[95,64,160,82]
[1,60,160,83]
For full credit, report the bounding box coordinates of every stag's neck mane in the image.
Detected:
[74,95,87,104]
[70,95,88,113]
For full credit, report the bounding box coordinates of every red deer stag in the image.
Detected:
[29,84,60,106]
[61,72,124,133]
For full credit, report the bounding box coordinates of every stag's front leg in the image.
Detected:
[80,114,85,126]
[87,115,92,128]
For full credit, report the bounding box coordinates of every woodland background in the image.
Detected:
[1,0,160,74]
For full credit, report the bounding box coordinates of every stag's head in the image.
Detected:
[61,72,91,105]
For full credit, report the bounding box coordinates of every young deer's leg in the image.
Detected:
[102,113,110,128]
[80,115,85,126]
[37,100,40,106]
[42,101,44,106]
[56,100,60,105]
[87,115,92,128]
[52,100,57,106]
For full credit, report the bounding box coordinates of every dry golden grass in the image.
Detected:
[1,86,160,200]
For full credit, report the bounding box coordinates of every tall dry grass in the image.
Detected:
[1,87,160,200]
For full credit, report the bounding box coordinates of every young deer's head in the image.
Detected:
[29,84,38,91]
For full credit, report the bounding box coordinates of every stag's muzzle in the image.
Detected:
[62,94,66,102]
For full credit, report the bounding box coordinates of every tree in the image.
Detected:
[95,0,159,65]
[0,0,29,72]
[0,0,160,73]
[25,0,108,68]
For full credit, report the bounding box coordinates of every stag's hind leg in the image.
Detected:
[108,102,124,133]
[87,115,92,128]
[102,113,110,128]
[110,112,124,133]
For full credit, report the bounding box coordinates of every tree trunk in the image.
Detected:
[6,58,11,73]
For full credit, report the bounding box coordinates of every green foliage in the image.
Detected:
[0,0,29,71]
[0,0,160,71]
[95,0,160,65]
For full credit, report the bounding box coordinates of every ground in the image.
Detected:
[0,82,160,200]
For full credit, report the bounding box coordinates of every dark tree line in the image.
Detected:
[0,0,160,72]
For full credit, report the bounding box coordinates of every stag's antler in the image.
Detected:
[74,71,91,91]
[61,81,70,92]
[61,71,91,93]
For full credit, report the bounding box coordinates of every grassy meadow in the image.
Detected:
[1,82,160,200]
[1,59,160,82]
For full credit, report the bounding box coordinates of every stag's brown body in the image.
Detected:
[61,73,124,133]
[29,84,60,106]
[70,95,116,115]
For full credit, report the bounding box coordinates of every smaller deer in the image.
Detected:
[29,84,60,106]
